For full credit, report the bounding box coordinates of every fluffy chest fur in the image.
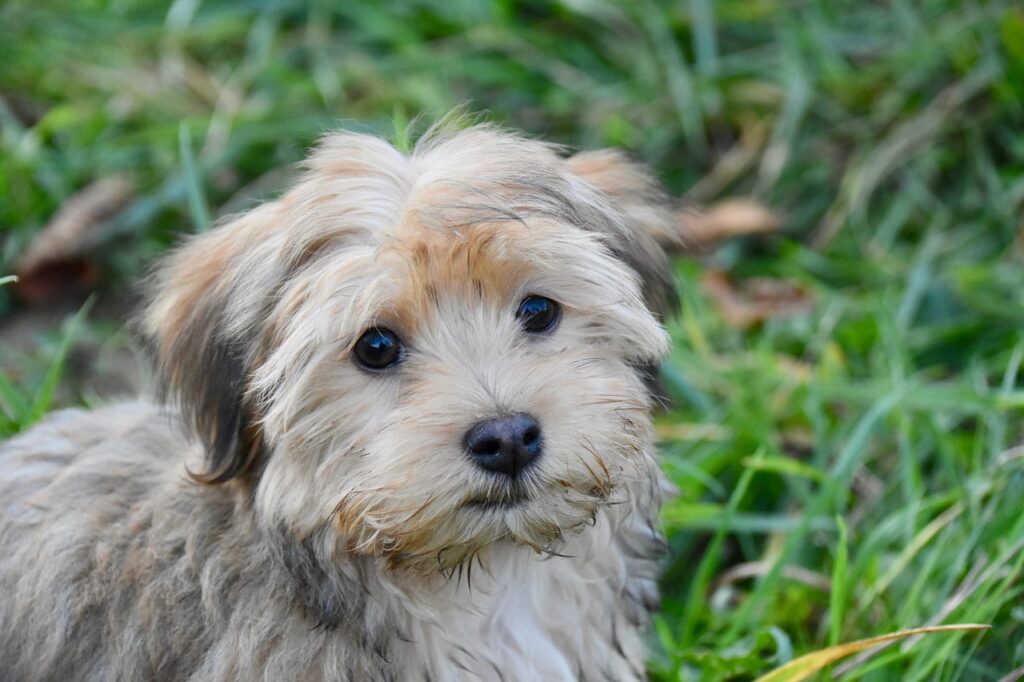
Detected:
[0,405,664,682]
[388,525,656,681]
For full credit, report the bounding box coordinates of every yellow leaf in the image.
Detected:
[753,624,990,682]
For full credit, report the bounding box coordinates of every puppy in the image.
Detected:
[0,122,686,681]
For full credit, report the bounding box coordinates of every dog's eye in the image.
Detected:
[516,296,561,334]
[353,328,403,370]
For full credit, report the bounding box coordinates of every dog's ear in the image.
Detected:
[143,202,285,484]
[568,149,686,319]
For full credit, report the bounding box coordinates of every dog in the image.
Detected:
[0,121,688,681]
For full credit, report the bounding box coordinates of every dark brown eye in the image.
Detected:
[516,296,561,333]
[353,328,403,370]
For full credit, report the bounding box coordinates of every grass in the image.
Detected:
[0,294,94,438]
[2,0,1024,679]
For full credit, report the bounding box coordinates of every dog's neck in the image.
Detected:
[383,507,653,680]
[267,502,652,680]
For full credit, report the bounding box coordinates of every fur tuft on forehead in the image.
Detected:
[144,121,684,485]
[292,124,680,311]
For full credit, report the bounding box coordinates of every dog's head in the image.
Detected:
[145,123,682,571]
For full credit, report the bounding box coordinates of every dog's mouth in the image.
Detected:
[462,486,532,511]
[463,496,529,511]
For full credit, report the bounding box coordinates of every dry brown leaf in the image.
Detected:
[678,198,780,249]
[13,176,134,302]
[701,270,814,329]
[712,561,831,592]
[15,175,134,275]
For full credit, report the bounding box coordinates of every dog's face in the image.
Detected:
[146,125,679,571]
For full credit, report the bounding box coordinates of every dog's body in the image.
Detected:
[0,123,683,681]
[0,404,661,680]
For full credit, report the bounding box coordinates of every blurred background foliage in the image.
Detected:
[2,0,1024,679]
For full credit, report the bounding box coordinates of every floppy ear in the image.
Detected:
[567,149,686,319]
[143,202,285,484]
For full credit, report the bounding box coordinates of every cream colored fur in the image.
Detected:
[0,122,683,681]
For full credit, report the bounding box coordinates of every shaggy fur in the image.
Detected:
[0,123,686,681]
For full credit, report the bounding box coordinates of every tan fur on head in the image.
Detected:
[145,122,676,570]
[4,119,684,680]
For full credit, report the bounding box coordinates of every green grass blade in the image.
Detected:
[677,447,761,646]
[829,516,849,647]
[178,122,211,233]
[28,296,95,425]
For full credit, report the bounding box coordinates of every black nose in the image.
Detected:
[464,413,543,478]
